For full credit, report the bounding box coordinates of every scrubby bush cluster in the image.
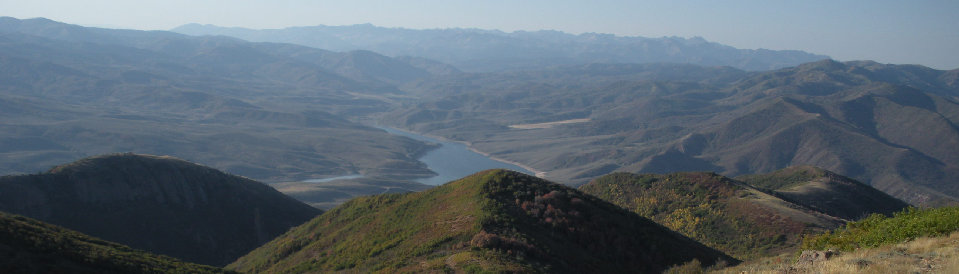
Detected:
[803,207,959,251]
[581,172,808,259]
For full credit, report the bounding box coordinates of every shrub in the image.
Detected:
[802,207,959,251]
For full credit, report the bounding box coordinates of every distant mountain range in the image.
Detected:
[172,23,829,72]
[3,16,957,210]
[0,153,321,266]
[0,17,438,184]
[387,60,959,206]
[4,15,959,272]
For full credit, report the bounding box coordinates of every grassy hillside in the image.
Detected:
[580,171,846,260]
[0,211,227,273]
[718,207,959,273]
[0,153,322,266]
[737,166,910,220]
[803,207,959,252]
[229,169,735,273]
[718,231,959,273]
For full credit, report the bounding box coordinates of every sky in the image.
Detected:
[1,0,957,69]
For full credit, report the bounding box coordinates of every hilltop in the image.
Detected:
[0,211,226,273]
[229,169,735,273]
[579,167,908,260]
[0,153,322,266]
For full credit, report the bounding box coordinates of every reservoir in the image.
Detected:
[378,127,535,185]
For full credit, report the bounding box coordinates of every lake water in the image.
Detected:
[378,127,535,185]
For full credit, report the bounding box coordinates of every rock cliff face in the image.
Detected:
[0,153,322,266]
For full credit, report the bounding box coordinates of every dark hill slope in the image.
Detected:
[229,169,735,273]
[580,171,843,260]
[0,211,226,273]
[0,153,322,266]
[737,166,910,220]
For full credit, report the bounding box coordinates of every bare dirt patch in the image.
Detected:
[508,118,590,129]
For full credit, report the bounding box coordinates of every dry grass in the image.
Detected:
[713,231,959,273]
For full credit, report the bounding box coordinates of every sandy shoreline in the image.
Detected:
[381,126,547,178]
[509,118,590,130]
[464,146,547,178]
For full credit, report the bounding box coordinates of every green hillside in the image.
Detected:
[803,206,959,252]
[737,166,910,220]
[229,169,735,273]
[580,172,839,260]
[579,167,908,260]
[0,211,226,273]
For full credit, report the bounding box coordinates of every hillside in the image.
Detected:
[386,60,959,206]
[172,23,827,72]
[579,167,909,260]
[720,231,959,273]
[722,207,959,273]
[737,166,910,220]
[803,206,959,252]
[0,153,322,266]
[579,171,844,260]
[229,169,736,273]
[0,211,226,273]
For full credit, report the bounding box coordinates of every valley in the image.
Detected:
[269,126,537,208]
[384,60,959,206]
[1,14,958,273]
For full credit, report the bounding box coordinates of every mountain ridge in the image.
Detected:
[0,16,440,183]
[386,60,959,206]
[171,22,829,72]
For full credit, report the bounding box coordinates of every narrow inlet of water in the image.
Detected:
[378,127,535,185]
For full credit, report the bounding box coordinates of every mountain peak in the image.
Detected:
[230,169,735,273]
[48,153,203,174]
[797,59,846,71]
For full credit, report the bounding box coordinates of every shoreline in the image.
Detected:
[376,125,547,178]
[463,145,547,178]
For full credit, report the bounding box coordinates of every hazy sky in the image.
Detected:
[2,0,957,69]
